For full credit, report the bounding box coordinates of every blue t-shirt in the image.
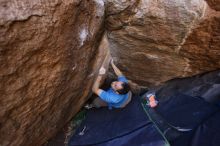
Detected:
[99,76,129,108]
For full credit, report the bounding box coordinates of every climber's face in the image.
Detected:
[111,81,123,91]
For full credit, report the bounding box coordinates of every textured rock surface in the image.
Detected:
[205,0,220,10]
[0,0,107,146]
[106,0,220,86]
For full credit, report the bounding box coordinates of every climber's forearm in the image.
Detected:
[92,75,103,94]
[111,63,123,76]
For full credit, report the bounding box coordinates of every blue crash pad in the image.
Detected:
[68,96,168,146]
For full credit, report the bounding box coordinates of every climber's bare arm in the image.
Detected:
[111,60,123,76]
[92,67,106,96]
[92,75,103,96]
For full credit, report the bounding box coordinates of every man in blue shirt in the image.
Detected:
[86,60,132,109]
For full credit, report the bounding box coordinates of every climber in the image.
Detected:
[85,60,132,109]
[85,59,149,109]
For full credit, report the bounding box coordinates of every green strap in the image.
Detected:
[141,102,170,146]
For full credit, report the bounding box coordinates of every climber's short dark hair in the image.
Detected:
[117,82,130,94]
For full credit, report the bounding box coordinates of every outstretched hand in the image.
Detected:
[110,58,123,76]
[111,59,115,66]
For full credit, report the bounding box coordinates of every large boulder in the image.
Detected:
[205,0,220,11]
[106,0,220,86]
[0,0,107,146]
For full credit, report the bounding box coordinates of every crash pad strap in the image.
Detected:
[141,101,171,146]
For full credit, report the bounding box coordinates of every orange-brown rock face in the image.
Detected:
[205,0,220,10]
[106,0,220,86]
[0,0,106,146]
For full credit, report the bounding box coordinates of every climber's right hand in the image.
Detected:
[99,67,106,75]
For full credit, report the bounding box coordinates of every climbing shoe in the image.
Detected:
[84,104,94,110]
